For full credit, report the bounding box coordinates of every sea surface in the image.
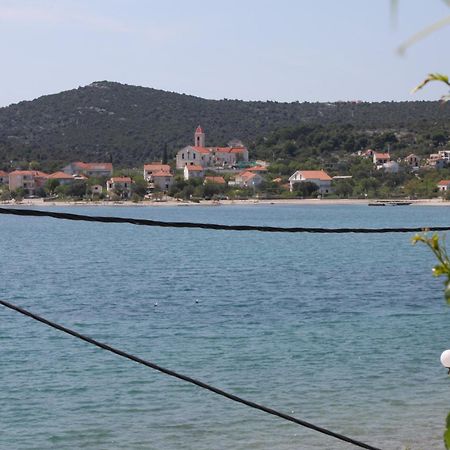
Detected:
[1,204,450,450]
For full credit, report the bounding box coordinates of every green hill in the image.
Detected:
[1,80,450,170]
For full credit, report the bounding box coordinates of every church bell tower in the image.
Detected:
[194,125,205,147]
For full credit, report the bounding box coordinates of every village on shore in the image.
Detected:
[2,125,450,205]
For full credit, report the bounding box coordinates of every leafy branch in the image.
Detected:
[412,232,450,302]
[411,73,450,102]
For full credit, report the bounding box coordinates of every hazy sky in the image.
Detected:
[0,0,449,106]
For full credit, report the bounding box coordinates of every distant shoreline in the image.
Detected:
[1,198,450,207]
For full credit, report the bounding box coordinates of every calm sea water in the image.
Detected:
[1,204,450,450]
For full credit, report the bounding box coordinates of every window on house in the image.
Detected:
[182,153,185,159]
[193,153,196,159]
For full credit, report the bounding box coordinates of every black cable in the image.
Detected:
[0,299,383,450]
[0,206,446,233]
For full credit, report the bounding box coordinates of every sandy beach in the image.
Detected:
[1,197,450,208]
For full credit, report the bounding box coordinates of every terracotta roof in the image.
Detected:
[374,152,390,159]
[438,180,450,185]
[9,170,48,177]
[153,171,173,177]
[239,171,258,181]
[48,171,74,180]
[205,176,226,184]
[246,165,267,172]
[195,125,204,133]
[110,177,132,183]
[186,165,204,171]
[298,170,332,181]
[0,170,8,176]
[214,147,232,153]
[144,163,171,172]
[191,146,211,154]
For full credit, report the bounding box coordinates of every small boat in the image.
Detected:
[368,200,412,207]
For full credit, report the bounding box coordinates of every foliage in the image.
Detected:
[292,181,319,197]
[445,412,450,449]
[1,81,450,169]
[412,233,450,303]
[412,73,450,102]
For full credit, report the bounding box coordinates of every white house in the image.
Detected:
[143,163,171,181]
[184,165,204,181]
[289,170,332,194]
[428,154,447,169]
[438,180,450,192]
[106,177,133,199]
[373,152,390,168]
[152,172,174,191]
[234,171,263,188]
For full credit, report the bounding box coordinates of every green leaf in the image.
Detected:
[433,264,447,277]
[444,412,450,449]
[412,73,450,93]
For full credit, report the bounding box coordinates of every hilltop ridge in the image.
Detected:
[1,81,450,168]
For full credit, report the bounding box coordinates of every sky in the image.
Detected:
[0,0,449,107]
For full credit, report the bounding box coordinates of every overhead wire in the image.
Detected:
[0,299,383,450]
[0,207,445,233]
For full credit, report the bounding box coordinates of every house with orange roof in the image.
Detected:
[204,176,226,185]
[0,170,8,185]
[234,171,263,188]
[9,170,49,196]
[63,161,113,178]
[288,170,332,194]
[176,126,248,169]
[143,163,171,181]
[47,171,75,185]
[183,165,205,181]
[106,176,133,199]
[373,152,390,168]
[152,171,174,191]
[438,180,450,192]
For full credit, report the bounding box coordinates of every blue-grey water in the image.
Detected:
[1,204,450,450]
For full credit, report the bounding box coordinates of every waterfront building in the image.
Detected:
[8,170,49,196]
[143,163,171,181]
[106,177,133,199]
[63,162,113,178]
[152,171,174,191]
[234,171,263,188]
[288,170,332,194]
[47,171,76,185]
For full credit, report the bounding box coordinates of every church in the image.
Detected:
[175,126,248,169]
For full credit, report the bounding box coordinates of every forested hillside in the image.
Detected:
[1,80,450,170]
